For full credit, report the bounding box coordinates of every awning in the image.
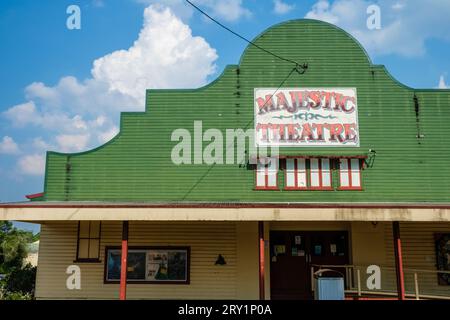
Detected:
[1,202,450,222]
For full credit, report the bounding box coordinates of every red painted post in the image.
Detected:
[258,221,265,300]
[119,221,129,300]
[393,221,406,300]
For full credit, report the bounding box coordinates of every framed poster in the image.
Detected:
[105,246,190,284]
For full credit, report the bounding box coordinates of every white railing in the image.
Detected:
[311,264,450,300]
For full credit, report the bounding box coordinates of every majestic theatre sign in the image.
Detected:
[254,88,359,147]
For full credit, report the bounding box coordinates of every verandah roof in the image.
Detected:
[1,202,450,222]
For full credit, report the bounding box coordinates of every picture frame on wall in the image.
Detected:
[104,246,190,284]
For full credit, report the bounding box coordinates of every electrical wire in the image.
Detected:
[181,66,298,200]
[185,0,308,73]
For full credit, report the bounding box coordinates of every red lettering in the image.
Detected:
[343,123,357,141]
[256,95,274,114]
[308,91,321,109]
[328,124,344,142]
[299,123,314,141]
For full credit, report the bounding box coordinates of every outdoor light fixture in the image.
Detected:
[366,149,377,168]
[215,254,226,265]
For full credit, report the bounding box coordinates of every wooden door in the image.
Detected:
[309,231,349,279]
[270,231,310,300]
[270,231,349,300]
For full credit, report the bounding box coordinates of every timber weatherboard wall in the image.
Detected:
[43,19,450,202]
[35,221,242,299]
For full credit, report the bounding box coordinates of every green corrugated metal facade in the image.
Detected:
[43,19,450,203]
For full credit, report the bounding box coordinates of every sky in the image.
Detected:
[1,0,450,232]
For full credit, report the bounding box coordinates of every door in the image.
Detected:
[270,231,310,300]
[270,231,349,300]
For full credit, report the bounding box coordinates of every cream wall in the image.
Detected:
[35,220,450,299]
[350,221,450,298]
[36,221,259,299]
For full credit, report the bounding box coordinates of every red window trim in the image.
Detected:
[284,158,308,190]
[254,158,279,191]
[308,158,334,191]
[338,158,363,191]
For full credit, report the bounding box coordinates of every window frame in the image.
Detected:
[308,158,334,191]
[338,158,363,191]
[284,158,308,190]
[75,221,102,263]
[103,246,191,285]
[254,157,279,190]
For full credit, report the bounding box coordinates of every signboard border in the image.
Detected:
[253,87,360,148]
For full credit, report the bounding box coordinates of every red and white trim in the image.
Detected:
[285,158,308,190]
[339,158,362,190]
[255,157,279,190]
[309,158,333,190]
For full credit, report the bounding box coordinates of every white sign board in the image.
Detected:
[254,88,359,147]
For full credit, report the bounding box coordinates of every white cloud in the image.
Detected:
[92,6,217,102]
[305,0,450,57]
[210,0,251,21]
[0,136,20,155]
[438,75,449,89]
[18,154,46,176]
[273,0,295,15]
[138,0,251,22]
[32,137,54,152]
[98,126,119,143]
[1,5,217,176]
[56,134,91,153]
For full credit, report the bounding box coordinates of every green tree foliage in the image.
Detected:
[0,221,38,299]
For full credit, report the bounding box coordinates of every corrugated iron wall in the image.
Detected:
[43,19,450,202]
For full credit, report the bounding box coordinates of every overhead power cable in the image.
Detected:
[185,0,308,74]
[181,66,298,200]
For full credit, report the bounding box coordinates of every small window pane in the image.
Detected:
[310,158,320,187]
[286,159,295,187]
[350,159,361,187]
[88,239,100,259]
[297,159,307,188]
[267,158,278,187]
[78,239,89,259]
[256,162,266,187]
[340,159,350,187]
[79,221,90,238]
[90,221,100,238]
[321,159,331,187]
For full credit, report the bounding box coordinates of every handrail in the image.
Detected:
[311,264,450,274]
[310,264,450,300]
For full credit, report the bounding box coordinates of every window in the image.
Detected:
[309,158,332,190]
[285,158,307,190]
[339,158,362,190]
[76,221,101,262]
[105,247,190,284]
[255,157,278,190]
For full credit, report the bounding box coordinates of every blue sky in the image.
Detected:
[1,0,450,232]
